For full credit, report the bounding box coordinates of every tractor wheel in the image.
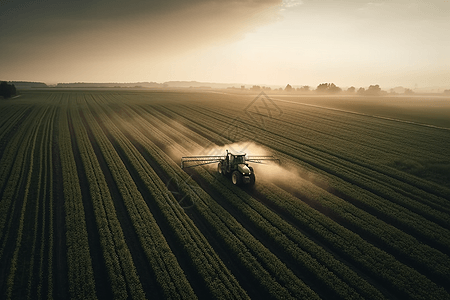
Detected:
[249,173,256,186]
[231,171,242,185]
[218,162,223,175]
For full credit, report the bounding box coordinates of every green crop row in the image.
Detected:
[0,106,41,298]
[259,105,450,204]
[199,93,449,163]
[275,102,449,161]
[115,100,319,299]
[40,104,56,300]
[0,104,14,128]
[25,104,57,299]
[0,105,40,197]
[142,102,385,300]
[168,105,450,270]
[194,104,450,223]
[5,105,49,299]
[267,117,450,223]
[70,98,145,300]
[245,134,450,280]
[59,103,97,299]
[258,184,449,299]
[81,95,197,299]
[89,94,249,299]
[243,103,450,216]
[153,102,446,298]
[3,91,447,299]
[0,105,27,142]
[0,106,40,242]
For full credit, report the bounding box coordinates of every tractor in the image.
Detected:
[181,150,279,186]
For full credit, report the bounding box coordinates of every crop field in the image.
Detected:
[0,90,449,299]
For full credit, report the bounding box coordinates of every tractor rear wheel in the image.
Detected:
[231,171,242,185]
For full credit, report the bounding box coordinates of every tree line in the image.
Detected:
[279,83,422,96]
[0,81,17,98]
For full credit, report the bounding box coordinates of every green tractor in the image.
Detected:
[181,150,279,186]
[218,151,255,185]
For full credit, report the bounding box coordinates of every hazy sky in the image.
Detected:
[1,0,449,88]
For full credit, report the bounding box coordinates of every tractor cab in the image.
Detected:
[223,150,254,185]
[227,151,245,167]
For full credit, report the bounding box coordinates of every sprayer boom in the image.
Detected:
[246,156,280,164]
[180,156,224,169]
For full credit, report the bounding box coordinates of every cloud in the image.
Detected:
[282,0,303,8]
[1,1,283,37]
[0,0,283,80]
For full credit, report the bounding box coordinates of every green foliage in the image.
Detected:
[59,104,96,299]
[0,81,16,98]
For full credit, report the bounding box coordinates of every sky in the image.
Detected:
[1,0,449,89]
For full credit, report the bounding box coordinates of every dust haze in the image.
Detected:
[199,141,316,190]
[111,109,329,194]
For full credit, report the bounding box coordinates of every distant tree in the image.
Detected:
[0,81,16,98]
[365,84,382,96]
[316,83,329,93]
[443,89,450,95]
[346,86,356,93]
[329,83,342,94]
[10,83,16,96]
[251,85,261,91]
[296,86,310,93]
[316,83,341,94]
[404,88,414,95]
[284,84,293,92]
[357,87,365,95]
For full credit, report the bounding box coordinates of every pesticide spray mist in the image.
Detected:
[201,141,313,191]
[172,139,329,197]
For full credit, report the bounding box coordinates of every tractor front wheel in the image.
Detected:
[231,171,242,185]
[218,163,224,175]
[249,173,256,186]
